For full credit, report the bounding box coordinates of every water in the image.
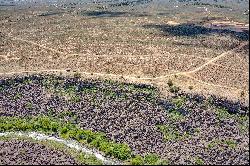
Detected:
[0,131,122,165]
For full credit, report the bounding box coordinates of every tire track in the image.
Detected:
[185,42,248,74]
[1,35,248,92]
[5,34,66,56]
[0,132,121,165]
[0,68,246,91]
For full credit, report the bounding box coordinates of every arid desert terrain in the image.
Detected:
[0,0,249,165]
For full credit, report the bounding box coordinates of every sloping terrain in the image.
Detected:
[0,0,249,165]
[0,75,249,165]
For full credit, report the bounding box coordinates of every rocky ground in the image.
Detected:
[0,139,78,165]
[0,74,249,165]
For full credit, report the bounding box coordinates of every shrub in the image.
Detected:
[73,72,81,79]
[130,155,144,165]
[215,108,232,120]
[75,130,86,141]
[59,126,69,137]
[169,85,180,93]
[168,108,184,122]
[70,95,81,102]
[84,130,95,143]
[90,134,106,148]
[99,141,114,156]
[77,152,103,165]
[50,122,59,132]
[172,96,186,108]
[47,108,55,116]
[25,102,33,109]
[129,154,168,165]
[157,159,169,165]
[157,124,189,142]
[14,93,22,100]
[144,153,160,165]
[0,116,134,161]
[167,80,173,87]
[240,91,245,97]
[194,158,204,165]
[224,139,237,149]
[113,143,132,160]
[0,86,4,92]
[68,128,79,139]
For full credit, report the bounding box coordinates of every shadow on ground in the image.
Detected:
[38,11,65,17]
[109,0,153,7]
[79,10,150,18]
[142,23,249,41]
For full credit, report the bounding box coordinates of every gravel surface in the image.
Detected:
[0,132,119,165]
[159,94,249,165]
[0,139,78,165]
[0,75,167,156]
[0,75,249,164]
[191,63,249,90]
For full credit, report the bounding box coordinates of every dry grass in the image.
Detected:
[0,2,249,103]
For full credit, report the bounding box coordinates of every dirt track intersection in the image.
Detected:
[0,6,249,103]
[0,1,249,165]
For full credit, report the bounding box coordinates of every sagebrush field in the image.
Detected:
[0,0,249,165]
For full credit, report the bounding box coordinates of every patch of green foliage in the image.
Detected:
[0,116,132,160]
[144,154,159,165]
[25,102,33,109]
[172,96,187,109]
[206,138,237,150]
[215,108,232,120]
[0,85,4,92]
[130,155,144,165]
[166,96,187,121]
[59,85,80,102]
[193,128,201,134]
[206,139,220,149]
[23,78,32,84]
[156,124,190,142]
[50,84,82,103]
[167,108,185,122]
[167,80,180,93]
[125,83,157,100]
[167,80,173,87]
[81,86,98,95]
[58,110,75,119]
[0,135,103,165]
[236,115,249,133]
[0,116,167,164]
[47,108,55,117]
[70,95,81,103]
[224,139,237,149]
[203,96,214,108]
[73,72,81,79]
[214,107,249,133]
[194,157,204,165]
[77,152,103,165]
[102,89,118,99]
[169,85,180,93]
[13,93,22,100]
[42,77,57,89]
[129,154,169,165]
[41,76,158,103]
